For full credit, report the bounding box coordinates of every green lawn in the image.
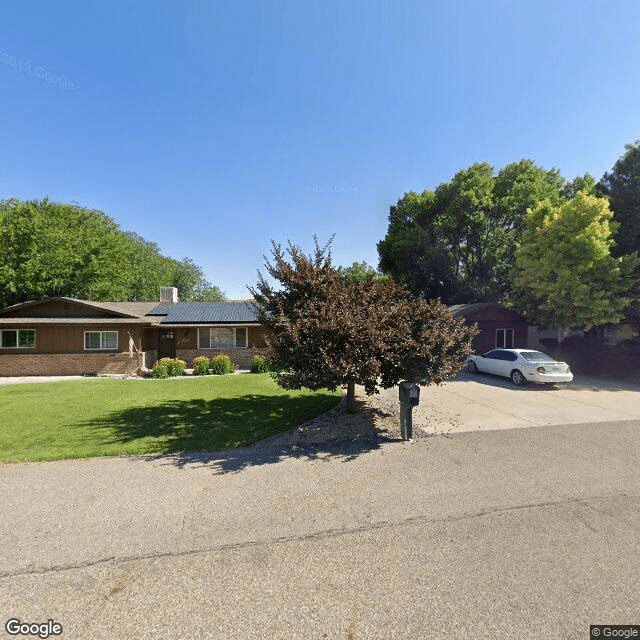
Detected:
[0,373,342,463]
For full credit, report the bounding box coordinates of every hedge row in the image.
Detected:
[151,355,269,378]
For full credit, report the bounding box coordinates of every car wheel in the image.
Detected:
[468,361,478,374]
[511,369,526,386]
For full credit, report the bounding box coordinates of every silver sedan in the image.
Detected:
[466,349,573,386]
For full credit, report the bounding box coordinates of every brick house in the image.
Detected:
[0,287,271,377]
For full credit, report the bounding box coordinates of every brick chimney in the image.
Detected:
[160,287,178,306]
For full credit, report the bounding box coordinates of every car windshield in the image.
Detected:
[519,351,555,363]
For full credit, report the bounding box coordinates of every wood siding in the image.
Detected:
[1,325,270,356]
[0,326,144,354]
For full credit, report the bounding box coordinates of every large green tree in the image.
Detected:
[336,261,391,284]
[378,160,591,303]
[511,192,638,338]
[249,236,477,412]
[0,198,222,307]
[597,139,640,258]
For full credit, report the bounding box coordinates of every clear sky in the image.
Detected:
[1,0,639,299]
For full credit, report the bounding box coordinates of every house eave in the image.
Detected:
[0,317,154,325]
[0,297,140,319]
[159,322,262,328]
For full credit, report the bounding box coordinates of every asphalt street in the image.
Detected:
[1,415,639,639]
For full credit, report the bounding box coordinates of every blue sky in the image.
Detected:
[1,1,639,299]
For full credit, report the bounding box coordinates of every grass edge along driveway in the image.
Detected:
[1,373,342,463]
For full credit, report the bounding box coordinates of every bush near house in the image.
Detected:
[151,361,169,378]
[209,354,235,375]
[160,357,187,377]
[250,355,269,373]
[152,358,187,378]
[192,356,211,375]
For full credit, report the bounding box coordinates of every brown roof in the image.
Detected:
[449,302,507,316]
[92,301,162,317]
[449,302,527,321]
[0,298,163,320]
[0,317,153,325]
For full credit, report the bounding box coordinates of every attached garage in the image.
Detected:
[449,302,529,355]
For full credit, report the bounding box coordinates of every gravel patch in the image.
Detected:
[252,385,405,449]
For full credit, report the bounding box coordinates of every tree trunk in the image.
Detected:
[345,382,356,413]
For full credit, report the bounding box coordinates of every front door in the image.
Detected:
[158,330,176,359]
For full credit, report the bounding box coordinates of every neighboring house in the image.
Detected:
[449,302,529,354]
[528,323,639,349]
[0,287,271,377]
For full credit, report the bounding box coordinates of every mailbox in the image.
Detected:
[399,381,420,406]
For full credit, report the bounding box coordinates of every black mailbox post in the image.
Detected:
[399,381,420,440]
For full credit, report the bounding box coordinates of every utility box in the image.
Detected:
[399,382,420,406]
[399,381,420,440]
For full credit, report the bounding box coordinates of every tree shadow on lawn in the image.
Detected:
[84,393,399,474]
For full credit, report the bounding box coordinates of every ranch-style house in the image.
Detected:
[0,288,529,377]
[0,287,270,377]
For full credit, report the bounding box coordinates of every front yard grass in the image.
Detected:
[0,373,342,463]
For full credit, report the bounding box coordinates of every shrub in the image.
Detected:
[151,361,169,379]
[209,354,235,375]
[192,356,210,376]
[157,357,187,377]
[250,355,269,373]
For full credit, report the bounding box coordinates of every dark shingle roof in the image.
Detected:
[449,302,504,316]
[158,301,259,324]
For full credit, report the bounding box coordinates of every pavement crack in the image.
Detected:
[574,496,640,532]
[1,492,634,580]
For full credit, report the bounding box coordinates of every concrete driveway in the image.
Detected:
[377,372,640,435]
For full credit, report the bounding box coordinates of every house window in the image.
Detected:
[197,327,248,349]
[496,328,514,349]
[84,331,118,350]
[1,329,36,348]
